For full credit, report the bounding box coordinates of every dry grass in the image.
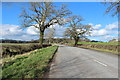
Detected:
[2,49,39,64]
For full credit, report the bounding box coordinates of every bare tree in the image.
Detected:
[104,0,120,16]
[20,2,71,45]
[45,27,55,44]
[64,15,92,46]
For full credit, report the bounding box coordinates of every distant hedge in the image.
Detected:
[1,44,51,57]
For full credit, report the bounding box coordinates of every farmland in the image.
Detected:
[2,45,58,79]
[78,42,119,45]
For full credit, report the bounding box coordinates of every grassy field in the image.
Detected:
[2,46,58,79]
[78,42,119,45]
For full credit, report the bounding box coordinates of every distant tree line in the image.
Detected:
[0,38,103,43]
[0,39,38,43]
[0,39,26,43]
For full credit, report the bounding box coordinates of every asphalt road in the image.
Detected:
[49,45,118,78]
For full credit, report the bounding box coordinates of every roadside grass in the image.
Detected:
[2,46,58,79]
[79,46,119,55]
[78,42,119,45]
[66,42,119,54]
[2,49,38,64]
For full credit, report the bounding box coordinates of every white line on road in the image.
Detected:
[93,59,107,67]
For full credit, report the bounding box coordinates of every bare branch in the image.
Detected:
[103,1,120,16]
[20,2,71,45]
[64,15,91,46]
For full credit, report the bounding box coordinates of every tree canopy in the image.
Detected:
[20,2,71,45]
[64,15,92,46]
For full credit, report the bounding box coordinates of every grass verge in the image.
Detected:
[2,49,38,64]
[79,46,119,55]
[2,46,58,79]
[78,42,119,45]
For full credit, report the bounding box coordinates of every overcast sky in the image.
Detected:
[1,2,118,42]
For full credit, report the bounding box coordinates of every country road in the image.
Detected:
[49,45,118,78]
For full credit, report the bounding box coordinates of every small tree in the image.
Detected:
[64,15,92,46]
[45,28,55,44]
[20,2,71,45]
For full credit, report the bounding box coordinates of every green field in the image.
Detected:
[78,42,119,45]
[2,46,58,78]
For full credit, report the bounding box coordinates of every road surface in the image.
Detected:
[49,45,118,78]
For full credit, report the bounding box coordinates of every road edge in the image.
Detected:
[43,46,59,78]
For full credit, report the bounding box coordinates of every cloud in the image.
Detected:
[91,22,118,36]
[89,22,118,41]
[51,24,66,37]
[0,24,66,41]
[89,23,102,30]
[0,24,39,41]
[105,22,118,30]
[94,24,102,29]
[0,24,23,37]
[100,35,118,41]
[20,34,39,41]
[26,26,39,35]
[45,24,67,38]
[91,29,108,36]
[1,21,118,41]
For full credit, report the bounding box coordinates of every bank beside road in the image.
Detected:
[77,44,119,54]
[66,42,119,54]
[2,46,58,79]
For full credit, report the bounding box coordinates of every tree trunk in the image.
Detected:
[74,37,79,46]
[39,31,44,46]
